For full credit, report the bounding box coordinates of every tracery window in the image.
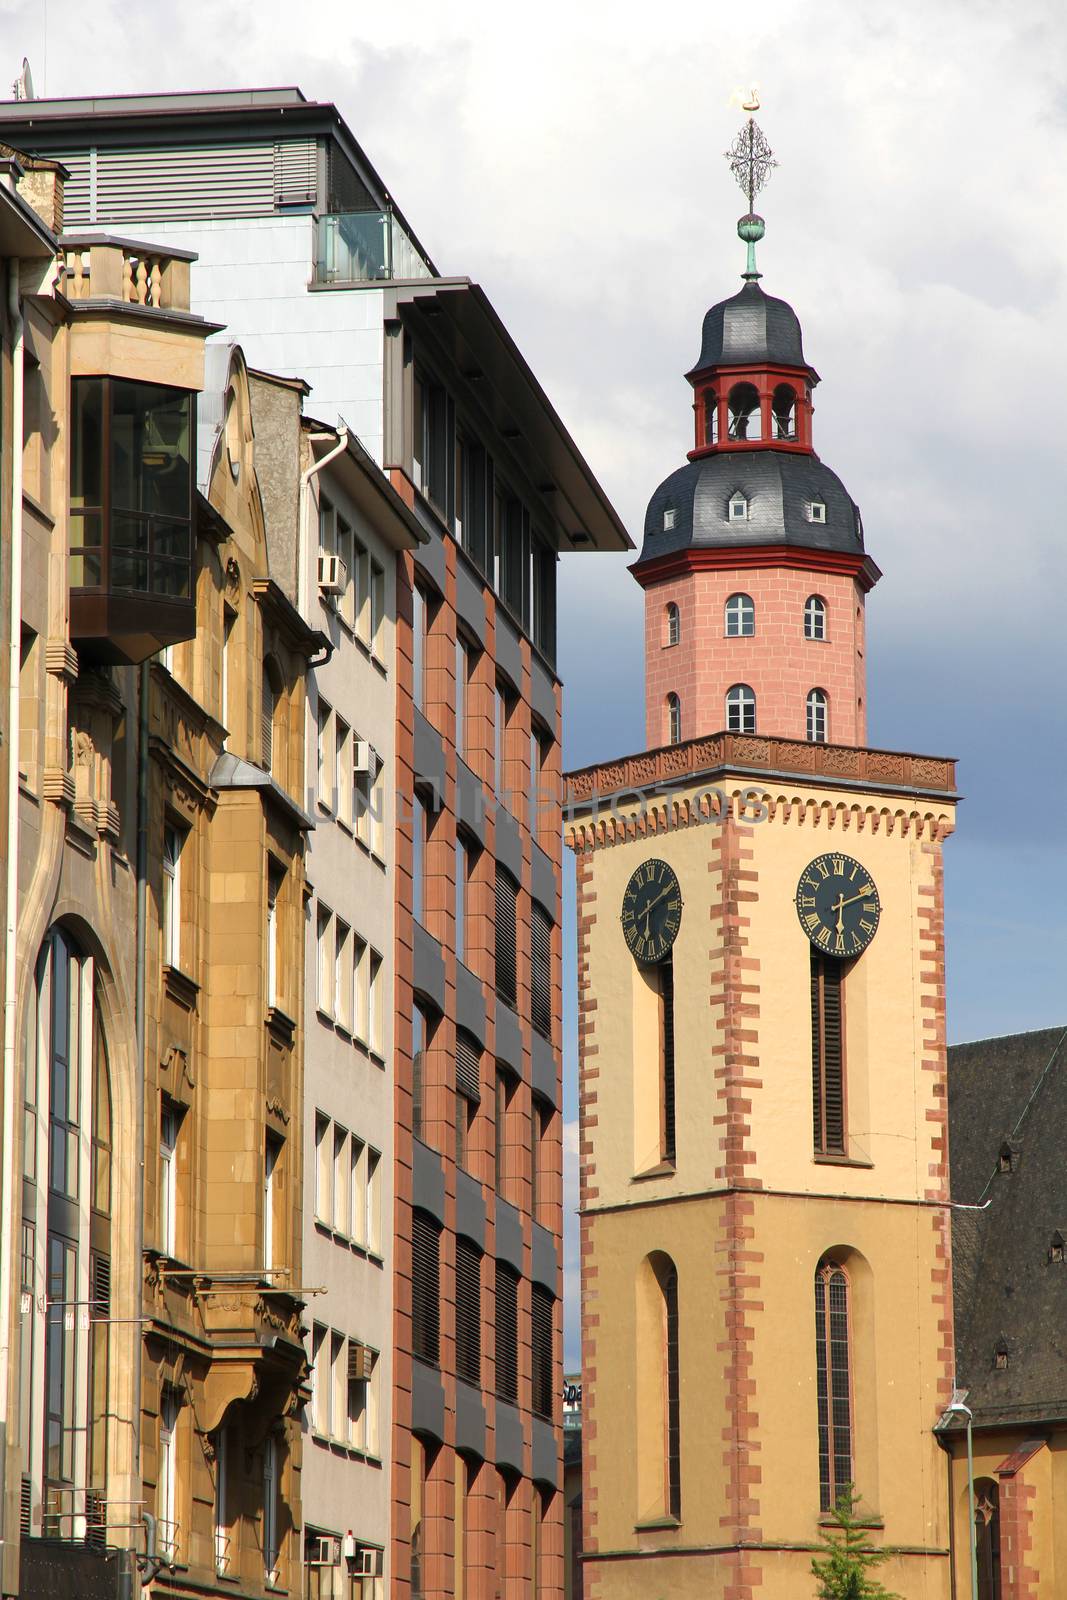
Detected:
[814,1258,852,1512]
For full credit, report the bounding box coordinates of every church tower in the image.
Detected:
[566,111,960,1600]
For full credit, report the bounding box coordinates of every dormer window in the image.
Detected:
[663,506,677,531]
[728,493,749,523]
[807,501,827,524]
[998,1142,1014,1174]
[1050,1231,1065,1264]
[993,1342,1009,1371]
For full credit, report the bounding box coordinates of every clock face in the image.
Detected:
[621,859,683,964]
[795,853,881,959]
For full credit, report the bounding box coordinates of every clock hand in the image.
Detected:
[831,892,845,935]
[837,886,875,912]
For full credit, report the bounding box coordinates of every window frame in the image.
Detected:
[725,683,756,734]
[724,592,755,638]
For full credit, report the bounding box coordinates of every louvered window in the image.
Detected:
[456,1030,481,1172]
[273,139,318,207]
[663,1262,681,1519]
[455,1239,482,1386]
[815,1259,853,1512]
[495,868,518,1008]
[91,1252,111,1320]
[531,903,552,1039]
[811,953,845,1155]
[411,1211,441,1366]
[261,659,276,772]
[495,1263,519,1403]
[531,1286,554,1419]
[660,956,677,1163]
[19,1477,31,1536]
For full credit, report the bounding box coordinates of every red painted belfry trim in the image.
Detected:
[630,544,882,594]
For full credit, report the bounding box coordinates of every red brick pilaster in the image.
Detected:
[997,1454,1041,1600]
[918,835,955,1413]
[574,852,600,1598]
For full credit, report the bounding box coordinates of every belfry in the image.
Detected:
[565,110,960,1599]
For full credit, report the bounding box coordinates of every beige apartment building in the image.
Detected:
[2,153,318,1598]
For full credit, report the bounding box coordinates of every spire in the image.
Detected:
[724,94,777,282]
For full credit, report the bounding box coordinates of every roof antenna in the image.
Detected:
[12,57,35,101]
[724,90,777,282]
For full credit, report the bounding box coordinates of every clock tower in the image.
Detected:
[566,114,960,1600]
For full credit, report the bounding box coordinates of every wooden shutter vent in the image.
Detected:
[531,903,552,1039]
[495,868,518,1008]
[455,1238,482,1386]
[531,1285,554,1419]
[456,1030,482,1103]
[660,956,676,1163]
[811,953,845,1155]
[411,1211,441,1366]
[494,1263,519,1403]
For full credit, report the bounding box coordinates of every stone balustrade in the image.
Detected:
[60,235,195,310]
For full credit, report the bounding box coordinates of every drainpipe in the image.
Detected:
[132,657,149,1585]
[297,429,348,618]
[0,259,25,1584]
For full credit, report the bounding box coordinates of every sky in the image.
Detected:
[8,0,1066,1366]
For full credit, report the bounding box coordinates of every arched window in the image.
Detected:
[636,1253,681,1523]
[804,595,827,641]
[665,603,680,647]
[261,657,281,774]
[666,694,682,746]
[807,688,829,743]
[727,382,761,441]
[814,1258,852,1512]
[974,1478,1001,1600]
[24,929,114,1537]
[725,593,755,637]
[703,390,719,445]
[772,383,797,440]
[725,684,756,734]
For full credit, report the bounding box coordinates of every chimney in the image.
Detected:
[0,143,66,235]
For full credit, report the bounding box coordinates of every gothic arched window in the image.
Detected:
[807,688,829,744]
[725,684,756,734]
[804,595,827,641]
[727,382,761,441]
[814,1258,853,1513]
[974,1477,1001,1600]
[666,694,682,746]
[636,1253,681,1523]
[725,593,755,638]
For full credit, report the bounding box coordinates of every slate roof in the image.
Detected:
[690,281,810,374]
[639,449,864,564]
[948,1025,1067,1428]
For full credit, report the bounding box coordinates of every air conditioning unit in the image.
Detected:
[347,1341,374,1381]
[343,1540,382,1577]
[318,553,347,596]
[308,1535,342,1566]
[353,741,380,777]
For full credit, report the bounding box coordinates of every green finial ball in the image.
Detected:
[737,212,765,244]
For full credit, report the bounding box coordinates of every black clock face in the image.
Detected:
[621,859,683,964]
[795,853,881,959]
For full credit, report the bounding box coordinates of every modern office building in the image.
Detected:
[0,85,630,1597]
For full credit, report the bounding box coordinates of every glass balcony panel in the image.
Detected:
[152,560,191,599]
[70,380,105,508]
[314,211,433,284]
[69,550,102,587]
[112,553,150,593]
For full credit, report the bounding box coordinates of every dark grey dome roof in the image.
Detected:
[641,450,863,563]
[691,281,809,374]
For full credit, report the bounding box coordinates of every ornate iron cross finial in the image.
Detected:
[724,106,777,281]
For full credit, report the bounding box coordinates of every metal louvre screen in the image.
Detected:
[531,903,552,1039]
[495,868,518,1008]
[660,956,676,1163]
[494,1262,519,1403]
[815,1261,853,1511]
[53,149,91,227]
[91,143,277,223]
[456,1029,482,1103]
[411,1210,441,1365]
[455,1238,482,1386]
[273,140,318,206]
[531,1285,554,1419]
[811,953,845,1155]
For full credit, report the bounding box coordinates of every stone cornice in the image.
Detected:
[630,543,882,592]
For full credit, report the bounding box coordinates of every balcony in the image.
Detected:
[61,235,194,310]
[68,375,196,665]
[313,209,433,285]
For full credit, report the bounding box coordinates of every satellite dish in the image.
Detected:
[13,58,35,102]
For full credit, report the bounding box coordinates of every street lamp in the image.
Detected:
[944,1394,979,1600]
